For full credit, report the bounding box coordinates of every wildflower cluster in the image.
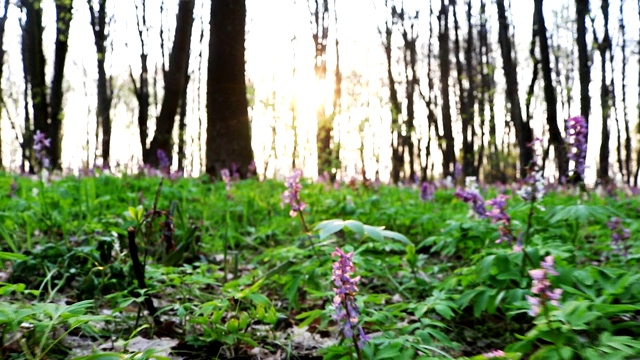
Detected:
[607,217,630,257]
[518,138,545,202]
[454,187,487,218]
[282,169,306,217]
[486,194,514,244]
[483,349,506,359]
[566,115,588,180]
[331,247,369,348]
[526,256,562,316]
[33,130,51,170]
[157,149,170,172]
[420,181,435,201]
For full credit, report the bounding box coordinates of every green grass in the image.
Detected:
[0,172,639,359]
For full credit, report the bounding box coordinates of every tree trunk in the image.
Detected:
[496,0,533,178]
[88,0,113,167]
[619,0,631,184]
[598,0,611,182]
[48,0,73,169]
[206,0,253,178]
[309,0,334,176]
[132,0,150,164]
[439,0,456,177]
[21,0,49,162]
[383,2,403,183]
[148,0,194,167]
[534,0,567,178]
[0,0,10,169]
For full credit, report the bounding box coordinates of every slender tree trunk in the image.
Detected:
[309,0,335,176]
[496,0,533,178]
[439,0,456,177]
[206,0,253,178]
[132,0,150,164]
[88,0,113,167]
[177,74,189,172]
[148,0,195,167]
[598,0,611,182]
[534,0,568,177]
[0,0,10,169]
[619,0,631,184]
[48,0,73,169]
[383,2,403,183]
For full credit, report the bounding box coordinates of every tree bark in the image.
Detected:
[0,0,10,169]
[206,0,253,178]
[597,0,611,182]
[534,0,567,178]
[48,0,73,169]
[496,0,533,178]
[148,0,195,167]
[88,0,113,167]
[439,0,456,177]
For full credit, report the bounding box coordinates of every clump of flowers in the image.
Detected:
[331,247,369,355]
[420,181,435,201]
[486,194,514,245]
[220,168,233,199]
[566,115,588,180]
[526,256,562,316]
[282,169,306,217]
[482,349,506,359]
[454,187,487,218]
[33,130,51,170]
[607,217,630,257]
[157,149,170,172]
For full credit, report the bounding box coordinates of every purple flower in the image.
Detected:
[282,169,306,217]
[566,116,588,180]
[420,182,435,201]
[220,168,232,194]
[331,247,369,347]
[483,349,506,358]
[454,162,463,179]
[454,187,487,218]
[526,256,562,316]
[607,217,630,257]
[156,149,170,171]
[33,130,51,170]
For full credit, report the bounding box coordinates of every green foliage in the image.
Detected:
[0,174,638,358]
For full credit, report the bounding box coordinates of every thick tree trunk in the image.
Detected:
[206,0,253,178]
[534,0,567,178]
[496,0,533,178]
[439,0,456,177]
[21,0,48,149]
[148,0,194,167]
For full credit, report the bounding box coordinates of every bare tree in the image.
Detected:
[206,0,253,177]
[131,0,150,164]
[148,0,195,167]
[439,0,456,177]
[533,0,568,178]
[88,0,113,167]
[619,0,631,184]
[496,0,533,178]
[0,0,11,169]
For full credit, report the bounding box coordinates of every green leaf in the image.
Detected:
[0,252,27,261]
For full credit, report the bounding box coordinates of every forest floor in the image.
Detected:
[0,172,639,359]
